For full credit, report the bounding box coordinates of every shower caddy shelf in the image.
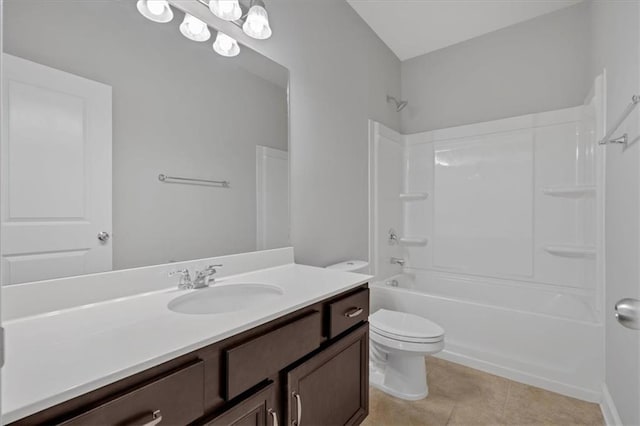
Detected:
[398,237,428,247]
[542,185,596,198]
[399,192,428,201]
[388,229,428,247]
[543,245,596,259]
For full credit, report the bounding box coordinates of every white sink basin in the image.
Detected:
[168,283,284,315]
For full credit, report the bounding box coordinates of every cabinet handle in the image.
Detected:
[268,408,279,426]
[344,308,364,318]
[292,392,302,426]
[129,410,162,426]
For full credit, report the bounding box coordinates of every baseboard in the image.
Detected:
[600,383,623,426]
[433,350,601,403]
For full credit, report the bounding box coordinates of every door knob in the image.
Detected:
[615,298,640,330]
[97,231,110,243]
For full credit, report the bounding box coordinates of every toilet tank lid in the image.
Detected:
[325,260,369,272]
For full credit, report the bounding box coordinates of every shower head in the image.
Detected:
[387,95,408,112]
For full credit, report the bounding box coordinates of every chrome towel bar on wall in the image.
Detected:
[599,94,640,145]
[158,173,230,188]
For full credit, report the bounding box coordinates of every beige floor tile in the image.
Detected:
[428,357,509,426]
[428,357,510,409]
[446,404,506,426]
[362,387,455,426]
[502,382,604,426]
[364,357,604,426]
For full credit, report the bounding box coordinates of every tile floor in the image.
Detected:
[362,357,604,426]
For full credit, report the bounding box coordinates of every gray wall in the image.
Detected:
[4,0,288,269]
[591,1,640,424]
[188,0,403,267]
[262,1,402,267]
[400,2,591,133]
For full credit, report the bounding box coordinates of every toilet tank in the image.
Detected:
[325,260,369,273]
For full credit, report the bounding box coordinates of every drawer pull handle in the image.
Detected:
[268,408,279,426]
[344,308,364,318]
[292,392,302,426]
[132,410,162,426]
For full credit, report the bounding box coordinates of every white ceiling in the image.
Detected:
[346,0,583,61]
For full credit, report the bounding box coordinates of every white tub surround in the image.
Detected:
[368,75,606,403]
[2,248,372,423]
[372,279,602,402]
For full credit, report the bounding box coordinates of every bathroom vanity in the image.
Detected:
[3,256,371,426]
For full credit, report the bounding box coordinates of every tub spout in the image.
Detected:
[390,257,405,266]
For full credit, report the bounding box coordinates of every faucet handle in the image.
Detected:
[169,268,190,277]
[203,264,223,286]
[169,269,192,289]
[204,264,223,273]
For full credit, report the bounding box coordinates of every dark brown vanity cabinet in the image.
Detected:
[203,383,277,426]
[287,324,369,426]
[11,285,369,426]
[59,361,206,426]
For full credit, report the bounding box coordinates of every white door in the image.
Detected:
[1,54,112,285]
[256,146,289,250]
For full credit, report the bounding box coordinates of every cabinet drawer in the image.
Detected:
[328,288,369,338]
[59,361,204,426]
[225,311,322,400]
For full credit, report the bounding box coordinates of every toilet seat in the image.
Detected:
[370,309,444,343]
[371,325,444,343]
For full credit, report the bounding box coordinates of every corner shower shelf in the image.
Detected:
[399,237,428,247]
[543,245,596,259]
[399,192,429,201]
[542,185,596,198]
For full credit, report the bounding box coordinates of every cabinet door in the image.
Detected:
[287,324,368,426]
[205,383,279,426]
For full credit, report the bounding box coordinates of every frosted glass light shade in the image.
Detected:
[213,32,240,57]
[209,0,242,21]
[242,2,272,40]
[180,14,211,42]
[136,0,173,23]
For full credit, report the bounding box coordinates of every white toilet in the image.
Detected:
[369,309,444,400]
[325,260,445,401]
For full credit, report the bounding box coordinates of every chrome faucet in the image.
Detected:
[390,257,405,266]
[193,264,223,289]
[169,269,193,290]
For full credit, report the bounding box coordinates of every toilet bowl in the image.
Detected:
[369,309,445,400]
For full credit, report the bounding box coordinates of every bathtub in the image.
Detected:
[371,273,604,402]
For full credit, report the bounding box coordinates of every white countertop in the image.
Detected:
[2,263,370,423]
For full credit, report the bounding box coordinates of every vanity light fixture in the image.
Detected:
[180,13,211,41]
[209,0,242,21]
[242,0,272,40]
[136,0,174,23]
[136,0,273,58]
[213,31,240,57]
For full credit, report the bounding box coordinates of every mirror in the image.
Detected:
[1,0,289,285]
